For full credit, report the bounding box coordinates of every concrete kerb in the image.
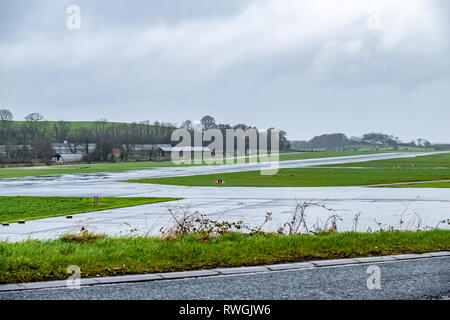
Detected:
[0,251,448,292]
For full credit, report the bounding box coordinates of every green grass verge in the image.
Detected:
[387,182,450,188]
[276,150,383,161]
[0,151,385,179]
[0,230,448,284]
[0,196,180,223]
[347,145,435,152]
[124,167,450,187]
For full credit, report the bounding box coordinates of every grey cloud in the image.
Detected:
[0,0,449,142]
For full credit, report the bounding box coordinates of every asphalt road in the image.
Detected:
[1,257,448,300]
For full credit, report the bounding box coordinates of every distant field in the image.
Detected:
[276,150,382,161]
[125,152,450,188]
[387,181,450,188]
[125,167,450,187]
[346,145,435,152]
[0,196,179,223]
[0,150,385,179]
[10,120,128,131]
[320,152,450,168]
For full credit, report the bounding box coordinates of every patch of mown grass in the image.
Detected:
[387,181,450,188]
[0,196,180,223]
[124,167,450,187]
[0,230,448,284]
[276,150,383,162]
[0,161,200,179]
[320,152,450,168]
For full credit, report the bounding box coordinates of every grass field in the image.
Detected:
[387,182,450,188]
[0,161,199,179]
[0,196,179,223]
[276,150,382,161]
[320,152,450,168]
[0,150,385,179]
[0,230,447,284]
[347,145,435,152]
[125,152,450,187]
[125,166,450,187]
[10,120,129,131]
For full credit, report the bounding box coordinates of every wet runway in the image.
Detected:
[1,152,449,241]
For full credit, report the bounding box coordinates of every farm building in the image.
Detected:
[51,153,84,163]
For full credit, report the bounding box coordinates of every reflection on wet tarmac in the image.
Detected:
[1,152,449,242]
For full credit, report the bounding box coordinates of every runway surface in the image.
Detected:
[1,152,449,241]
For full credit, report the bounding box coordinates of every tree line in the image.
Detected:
[290,132,440,150]
[0,110,290,163]
[180,115,290,151]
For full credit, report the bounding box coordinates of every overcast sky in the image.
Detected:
[1,0,449,142]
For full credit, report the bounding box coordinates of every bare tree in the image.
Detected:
[53,121,71,142]
[24,112,45,122]
[23,112,47,140]
[181,120,194,131]
[200,115,216,132]
[69,127,93,155]
[0,109,13,143]
[0,109,13,121]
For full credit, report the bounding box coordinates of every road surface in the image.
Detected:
[0,257,448,300]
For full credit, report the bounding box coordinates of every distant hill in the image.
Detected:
[290,133,350,150]
[289,132,440,151]
[308,133,349,148]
